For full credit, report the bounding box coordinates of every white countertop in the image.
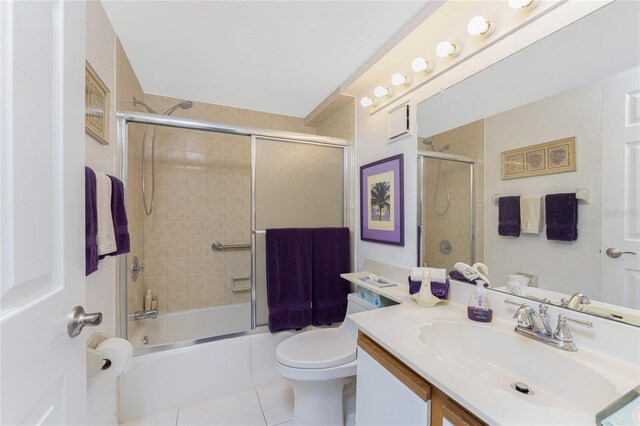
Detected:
[341,271,640,425]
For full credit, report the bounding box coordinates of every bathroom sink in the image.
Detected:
[419,321,618,414]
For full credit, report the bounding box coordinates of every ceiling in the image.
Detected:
[102,1,430,118]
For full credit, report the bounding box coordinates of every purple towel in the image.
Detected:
[311,228,350,326]
[407,277,449,299]
[545,193,578,241]
[448,271,489,287]
[85,167,99,276]
[99,175,131,259]
[408,278,422,295]
[498,196,521,237]
[265,229,313,332]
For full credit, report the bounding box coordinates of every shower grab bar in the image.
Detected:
[211,241,250,252]
[232,275,251,293]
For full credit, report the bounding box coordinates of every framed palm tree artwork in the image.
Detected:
[360,154,404,246]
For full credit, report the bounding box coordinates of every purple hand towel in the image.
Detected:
[99,175,130,259]
[545,193,578,241]
[311,228,350,326]
[448,271,489,287]
[498,196,521,237]
[408,278,422,295]
[408,277,449,299]
[265,228,313,332]
[85,167,99,276]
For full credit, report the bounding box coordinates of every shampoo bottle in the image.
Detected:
[467,280,493,322]
[144,289,152,311]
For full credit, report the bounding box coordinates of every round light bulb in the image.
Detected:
[467,16,490,36]
[360,96,374,108]
[373,85,390,98]
[411,57,429,73]
[390,73,408,87]
[508,0,534,9]
[436,41,456,58]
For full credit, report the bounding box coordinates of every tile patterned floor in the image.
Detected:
[121,380,294,426]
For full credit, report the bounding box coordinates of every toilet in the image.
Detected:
[275,293,375,425]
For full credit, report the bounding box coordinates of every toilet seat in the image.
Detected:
[276,328,356,369]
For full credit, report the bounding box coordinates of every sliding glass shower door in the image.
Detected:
[253,137,345,327]
[418,155,475,272]
[121,115,348,351]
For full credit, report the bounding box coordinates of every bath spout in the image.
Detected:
[133,309,157,320]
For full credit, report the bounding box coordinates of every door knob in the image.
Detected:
[67,306,102,338]
[606,247,637,258]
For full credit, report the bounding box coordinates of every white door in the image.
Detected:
[1,1,87,424]
[601,66,640,309]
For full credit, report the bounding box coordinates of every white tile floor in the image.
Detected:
[120,380,294,426]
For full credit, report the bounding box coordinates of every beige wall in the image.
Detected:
[84,2,118,424]
[315,99,355,141]
[115,40,147,339]
[484,80,602,297]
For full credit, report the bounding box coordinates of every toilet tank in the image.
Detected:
[341,291,397,336]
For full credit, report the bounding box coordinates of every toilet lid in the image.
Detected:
[276,328,356,369]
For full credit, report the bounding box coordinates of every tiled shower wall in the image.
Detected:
[133,94,317,314]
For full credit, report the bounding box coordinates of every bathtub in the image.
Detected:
[119,326,296,421]
[131,303,251,350]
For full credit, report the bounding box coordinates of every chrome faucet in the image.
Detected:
[132,309,157,320]
[513,303,553,335]
[561,293,591,310]
[506,299,592,351]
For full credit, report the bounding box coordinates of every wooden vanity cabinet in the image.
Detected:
[356,332,486,426]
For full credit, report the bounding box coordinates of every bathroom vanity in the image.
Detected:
[342,266,640,425]
[357,331,485,426]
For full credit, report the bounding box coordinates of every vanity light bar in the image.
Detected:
[360,0,535,109]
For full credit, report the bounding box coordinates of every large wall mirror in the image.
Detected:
[416,1,640,326]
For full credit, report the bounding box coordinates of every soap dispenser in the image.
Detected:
[467,280,493,322]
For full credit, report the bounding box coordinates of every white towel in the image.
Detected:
[520,196,542,234]
[96,171,117,256]
[411,267,447,283]
[410,267,424,282]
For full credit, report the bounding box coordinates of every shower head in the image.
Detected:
[423,139,450,153]
[125,97,157,114]
[423,139,435,150]
[162,100,193,116]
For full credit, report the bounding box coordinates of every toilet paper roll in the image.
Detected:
[90,338,133,383]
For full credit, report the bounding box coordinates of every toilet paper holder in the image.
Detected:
[86,332,112,378]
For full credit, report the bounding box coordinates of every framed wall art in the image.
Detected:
[85,61,110,145]
[360,154,404,246]
[502,137,575,180]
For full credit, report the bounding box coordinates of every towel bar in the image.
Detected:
[492,187,590,205]
[211,241,250,252]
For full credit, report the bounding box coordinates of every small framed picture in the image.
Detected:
[502,137,575,180]
[85,61,110,145]
[360,154,404,246]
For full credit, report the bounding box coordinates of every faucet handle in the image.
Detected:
[564,315,593,328]
[554,314,593,343]
[539,304,548,316]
